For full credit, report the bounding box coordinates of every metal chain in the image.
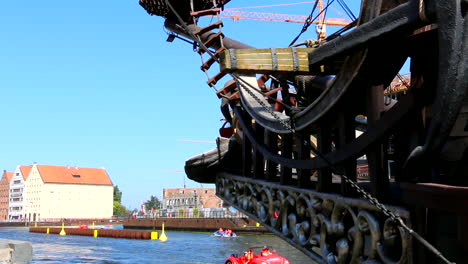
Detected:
[168,0,294,109]
[234,76,294,133]
[236,73,455,264]
[231,73,295,111]
[164,1,454,263]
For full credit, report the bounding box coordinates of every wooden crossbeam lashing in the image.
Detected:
[219,48,315,74]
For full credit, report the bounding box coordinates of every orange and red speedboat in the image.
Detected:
[225,247,290,264]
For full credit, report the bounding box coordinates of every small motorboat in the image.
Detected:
[99,225,114,229]
[213,231,237,238]
[225,247,290,264]
[78,225,88,229]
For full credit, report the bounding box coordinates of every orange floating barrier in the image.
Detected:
[29,227,158,240]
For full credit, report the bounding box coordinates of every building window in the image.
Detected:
[13,180,20,184]
[72,174,81,178]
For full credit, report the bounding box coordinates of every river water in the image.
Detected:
[0,227,312,263]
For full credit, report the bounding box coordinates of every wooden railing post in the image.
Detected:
[280,133,293,185]
[297,131,313,188]
[253,123,264,179]
[317,125,332,192]
[336,112,357,196]
[366,85,389,199]
[265,130,278,181]
[242,112,252,177]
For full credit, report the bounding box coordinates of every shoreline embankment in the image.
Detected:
[123,217,269,234]
[0,239,32,263]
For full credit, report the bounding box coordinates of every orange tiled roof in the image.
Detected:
[1,172,14,183]
[19,166,32,180]
[36,165,112,185]
[5,172,13,182]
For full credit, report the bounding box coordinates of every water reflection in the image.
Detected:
[0,227,312,263]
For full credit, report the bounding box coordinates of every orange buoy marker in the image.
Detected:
[59,222,66,236]
[159,222,168,242]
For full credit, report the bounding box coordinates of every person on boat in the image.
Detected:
[226,229,232,236]
[243,249,253,262]
[218,228,224,233]
[260,248,272,256]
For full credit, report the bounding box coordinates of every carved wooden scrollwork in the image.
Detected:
[217,174,412,264]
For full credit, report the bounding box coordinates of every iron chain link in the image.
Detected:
[164,1,454,262]
[237,76,454,264]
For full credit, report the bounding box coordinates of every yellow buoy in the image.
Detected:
[159,222,168,242]
[93,230,98,238]
[59,221,66,236]
[151,231,159,240]
[46,227,50,234]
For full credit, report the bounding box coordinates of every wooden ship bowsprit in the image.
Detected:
[139,0,467,263]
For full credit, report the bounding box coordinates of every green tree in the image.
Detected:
[112,186,128,216]
[113,186,122,202]
[113,201,130,216]
[144,195,162,212]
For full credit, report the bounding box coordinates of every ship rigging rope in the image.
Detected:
[224,2,317,10]
[336,0,356,20]
[288,1,319,47]
[163,1,455,263]
[418,0,429,23]
[289,0,357,46]
[233,85,456,264]
[164,0,293,110]
[321,0,331,28]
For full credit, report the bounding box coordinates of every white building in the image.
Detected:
[8,166,32,220]
[24,164,114,221]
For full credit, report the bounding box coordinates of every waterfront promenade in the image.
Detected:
[0,218,116,228]
[123,216,269,234]
[1,214,269,235]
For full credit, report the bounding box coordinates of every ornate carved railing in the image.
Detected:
[217,173,412,263]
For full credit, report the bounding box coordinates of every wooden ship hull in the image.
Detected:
[139,0,468,263]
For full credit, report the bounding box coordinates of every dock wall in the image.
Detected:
[0,239,33,264]
[29,228,158,240]
[123,217,269,233]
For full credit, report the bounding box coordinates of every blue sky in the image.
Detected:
[0,1,361,209]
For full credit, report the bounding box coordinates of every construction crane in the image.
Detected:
[219,10,350,26]
[220,3,410,87]
[220,1,353,40]
[386,73,411,95]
